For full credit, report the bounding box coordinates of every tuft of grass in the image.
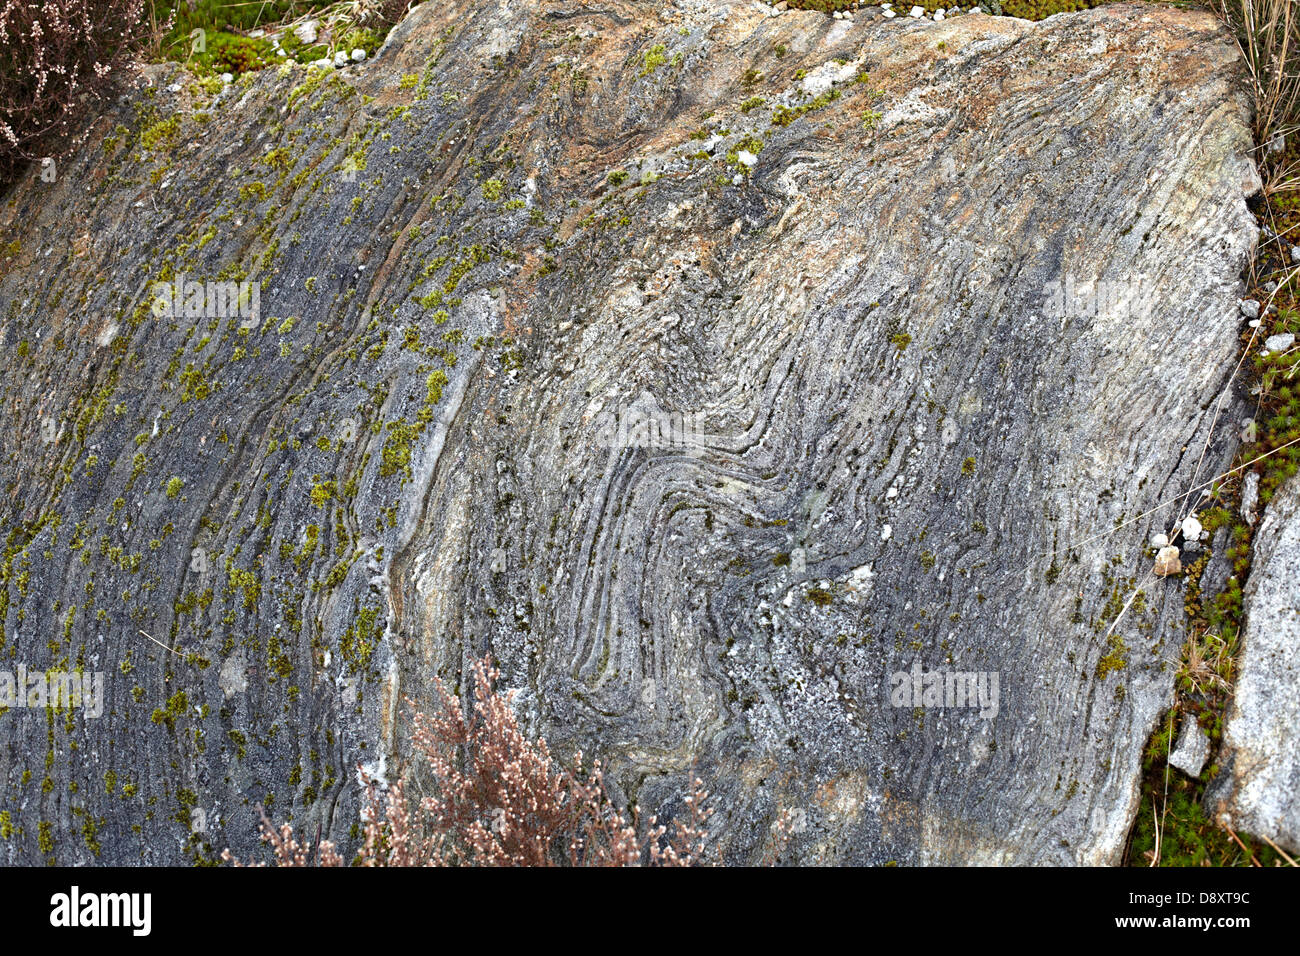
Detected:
[1215,0,1300,155]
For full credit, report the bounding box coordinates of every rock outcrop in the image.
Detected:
[0,0,1263,864]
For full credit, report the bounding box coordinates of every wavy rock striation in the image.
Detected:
[0,0,1263,863]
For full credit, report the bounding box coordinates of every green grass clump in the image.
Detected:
[153,1,406,74]
[192,31,274,74]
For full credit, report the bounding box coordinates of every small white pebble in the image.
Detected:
[1153,545,1182,577]
[351,48,367,63]
[220,72,234,84]
[1151,533,1169,549]
[1180,515,1203,541]
[910,5,924,16]
[881,524,892,541]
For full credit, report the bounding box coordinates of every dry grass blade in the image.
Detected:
[1218,0,1300,170]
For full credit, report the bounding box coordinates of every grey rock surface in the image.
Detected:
[1169,713,1209,779]
[0,0,1262,864]
[1208,476,1300,853]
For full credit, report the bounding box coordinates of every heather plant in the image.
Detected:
[0,0,162,184]
[225,653,714,866]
